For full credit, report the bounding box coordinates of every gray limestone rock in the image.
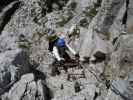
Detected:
[0,49,30,91]
[0,0,132,100]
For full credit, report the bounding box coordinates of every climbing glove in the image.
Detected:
[75,53,80,58]
[59,58,65,65]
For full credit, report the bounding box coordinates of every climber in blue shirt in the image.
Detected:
[47,29,79,64]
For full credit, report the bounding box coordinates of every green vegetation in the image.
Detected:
[32,32,46,40]
[57,16,66,26]
[102,32,111,40]
[17,34,32,49]
[17,41,31,49]
[58,15,71,26]
[84,0,102,18]
[46,34,58,41]
[83,5,98,18]
[103,65,113,80]
[88,7,98,18]
[57,12,73,27]
[17,32,47,49]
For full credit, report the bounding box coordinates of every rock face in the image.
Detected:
[79,0,126,59]
[127,0,133,33]
[0,0,133,100]
[1,73,52,100]
[0,49,30,94]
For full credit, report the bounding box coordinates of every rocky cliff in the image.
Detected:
[0,0,133,100]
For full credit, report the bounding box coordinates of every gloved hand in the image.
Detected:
[59,58,65,65]
[75,53,80,58]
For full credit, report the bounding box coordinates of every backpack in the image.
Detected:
[56,38,65,47]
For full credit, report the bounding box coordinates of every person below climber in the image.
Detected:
[47,29,79,64]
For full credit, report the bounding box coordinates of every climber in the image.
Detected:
[47,29,79,64]
[68,24,80,38]
[66,24,80,44]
